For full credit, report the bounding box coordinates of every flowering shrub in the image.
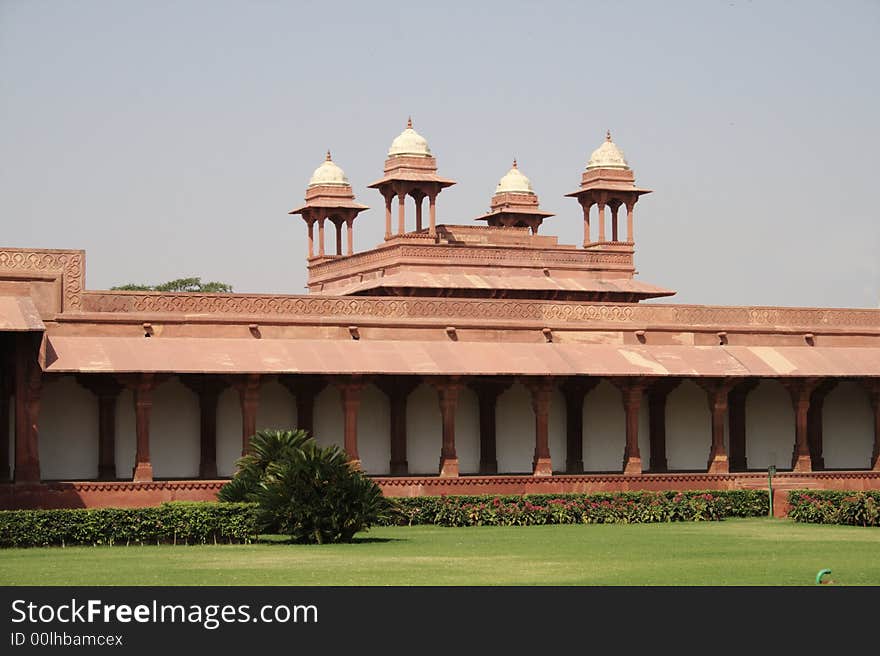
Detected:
[788,491,880,527]
[386,490,768,527]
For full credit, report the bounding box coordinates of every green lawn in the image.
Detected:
[1,518,878,586]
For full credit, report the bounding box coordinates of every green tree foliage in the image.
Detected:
[110,277,233,293]
[219,429,398,544]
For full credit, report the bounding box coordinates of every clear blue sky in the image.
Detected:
[2,0,878,307]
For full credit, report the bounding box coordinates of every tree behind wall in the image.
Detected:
[111,277,233,293]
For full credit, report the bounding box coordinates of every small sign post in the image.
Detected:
[767,465,776,518]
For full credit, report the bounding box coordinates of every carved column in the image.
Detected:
[384,193,393,240]
[807,380,837,471]
[597,198,606,242]
[625,197,637,243]
[432,377,461,477]
[413,191,425,232]
[78,375,123,480]
[317,217,326,257]
[782,378,820,472]
[648,379,680,473]
[699,378,735,474]
[526,377,554,476]
[280,375,326,438]
[428,191,437,237]
[306,219,315,259]
[581,201,592,247]
[234,374,260,456]
[14,334,41,484]
[470,378,511,475]
[613,378,645,475]
[377,377,418,475]
[333,219,343,256]
[728,379,758,472]
[346,216,354,256]
[561,377,598,474]
[181,375,226,479]
[337,378,364,467]
[131,373,154,482]
[0,366,10,481]
[864,380,880,471]
[610,201,620,242]
[397,189,406,235]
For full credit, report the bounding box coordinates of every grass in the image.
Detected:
[1,518,878,586]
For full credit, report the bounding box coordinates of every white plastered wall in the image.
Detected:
[312,384,344,451]
[216,387,242,477]
[822,381,873,469]
[406,383,441,475]
[38,376,98,480]
[455,385,480,474]
[665,380,711,471]
[149,378,200,479]
[356,383,390,475]
[255,379,297,433]
[745,379,794,470]
[496,382,535,474]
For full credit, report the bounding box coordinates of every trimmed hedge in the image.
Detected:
[788,491,880,527]
[384,490,769,527]
[0,502,259,548]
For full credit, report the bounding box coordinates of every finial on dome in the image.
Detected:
[512,158,517,169]
[407,116,413,129]
[326,150,332,162]
[606,129,612,142]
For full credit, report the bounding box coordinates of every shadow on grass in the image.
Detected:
[254,535,404,545]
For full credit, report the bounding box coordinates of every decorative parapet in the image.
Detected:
[0,248,85,312]
[308,242,634,282]
[79,291,880,331]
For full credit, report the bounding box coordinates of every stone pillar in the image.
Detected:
[561,378,598,474]
[625,198,636,243]
[132,373,154,483]
[13,334,41,484]
[346,217,354,256]
[428,192,437,237]
[0,367,10,481]
[384,193,392,240]
[414,193,424,231]
[526,377,554,476]
[699,378,734,474]
[581,202,592,247]
[337,378,364,467]
[306,219,315,259]
[647,379,679,473]
[611,202,620,242]
[280,375,326,439]
[377,377,418,475]
[334,220,343,256]
[432,377,461,477]
[728,380,757,472]
[237,374,260,456]
[397,191,406,235]
[807,380,836,471]
[470,378,510,475]
[864,380,880,471]
[613,378,645,475]
[317,217,326,257]
[783,378,819,472]
[597,199,606,242]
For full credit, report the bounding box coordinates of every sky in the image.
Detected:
[1,0,878,308]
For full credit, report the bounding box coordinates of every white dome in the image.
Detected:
[586,131,629,170]
[387,118,432,157]
[308,151,350,187]
[495,160,534,194]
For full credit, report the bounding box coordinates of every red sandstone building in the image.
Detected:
[1,122,878,511]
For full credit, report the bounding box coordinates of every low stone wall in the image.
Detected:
[2,472,880,517]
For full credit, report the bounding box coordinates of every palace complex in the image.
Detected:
[1,121,878,512]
